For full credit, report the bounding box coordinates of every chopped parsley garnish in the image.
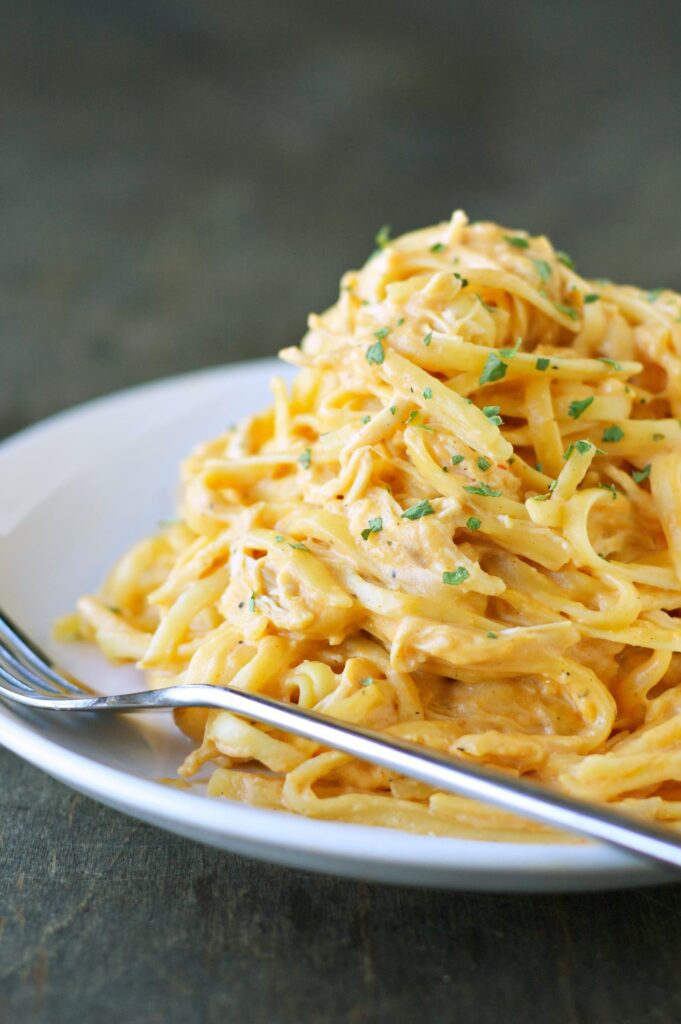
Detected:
[653,433,665,441]
[486,631,498,639]
[568,396,594,420]
[423,331,433,346]
[298,448,312,469]
[601,425,625,443]
[482,405,503,426]
[598,483,619,498]
[533,493,551,501]
[451,454,465,466]
[535,462,543,473]
[288,541,311,552]
[366,340,385,365]
[423,387,433,399]
[598,357,623,370]
[374,326,390,340]
[463,483,502,497]
[499,337,522,359]
[584,293,600,304]
[361,516,383,541]
[564,440,602,460]
[361,415,371,424]
[632,464,651,484]
[443,567,470,586]
[397,317,405,325]
[248,592,256,613]
[647,288,663,303]
[275,535,285,542]
[404,410,419,425]
[504,235,529,248]
[430,242,446,253]
[556,251,575,271]
[535,357,550,371]
[554,301,579,321]
[375,224,391,249]
[453,271,469,287]
[359,677,374,687]
[389,404,397,415]
[479,351,508,386]
[477,456,492,472]
[466,516,482,531]
[531,259,551,283]
[548,479,558,491]
[401,499,435,520]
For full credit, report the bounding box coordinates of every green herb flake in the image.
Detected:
[554,301,579,321]
[598,357,623,370]
[598,483,619,498]
[401,499,435,521]
[298,448,312,469]
[601,425,625,443]
[463,483,502,497]
[466,516,482,531]
[584,293,600,304]
[396,317,405,326]
[361,516,383,541]
[533,493,552,501]
[366,340,385,365]
[486,631,498,639]
[568,396,594,420]
[477,456,492,472]
[248,591,256,613]
[564,440,601,460]
[504,235,529,249]
[632,464,651,484]
[443,567,470,586]
[482,405,503,426]
[647,288,664,303]
[423,387,433,400]
[288,541,311,552]
[423,331,433,347]
[531,258,552,283]
[374,326,390,340]
[358,677,374,687]
[453,271,469,287]
[389,404,397,415]
[653,433,665,441]
[430,242,446,253]
[360,415,371,426]
[535,357,550,371]
[375,224,391,250]
[556,251,575,271]
[479,351,508,386]
[451,454,465,466]
[499,337,522,359]
[535,462,543,473]
[275,535,285,542]
[404,410,419,426]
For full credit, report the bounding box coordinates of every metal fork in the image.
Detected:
[2,606,681,872]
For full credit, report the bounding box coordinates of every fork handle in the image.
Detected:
[21,681,681,872]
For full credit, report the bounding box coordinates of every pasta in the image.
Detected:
[66,211,681,840]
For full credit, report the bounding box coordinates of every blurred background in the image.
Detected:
[2,0,680,439]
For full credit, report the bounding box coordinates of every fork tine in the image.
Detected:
[0,640,72,697]
[0,606,87,695]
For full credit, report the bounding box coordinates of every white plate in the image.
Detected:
[0,362,669,891]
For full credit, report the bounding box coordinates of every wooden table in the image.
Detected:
[2,2,681,1020]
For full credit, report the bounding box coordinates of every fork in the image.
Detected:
[2,606,681,872]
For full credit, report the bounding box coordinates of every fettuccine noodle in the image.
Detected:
[64,211,681,840]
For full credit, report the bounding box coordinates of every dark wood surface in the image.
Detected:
[2,2,681,1021]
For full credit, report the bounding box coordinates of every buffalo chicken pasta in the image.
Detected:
[65,212,681,839]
